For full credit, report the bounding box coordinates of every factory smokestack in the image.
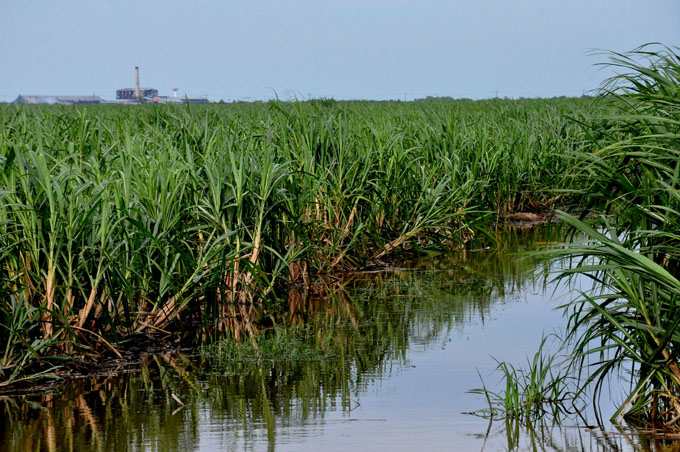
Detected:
[135,66,141,104]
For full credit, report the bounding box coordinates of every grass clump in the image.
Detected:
[202,327,337,364]
[469,336,576,421]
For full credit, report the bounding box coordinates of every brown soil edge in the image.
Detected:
[0,333,183,396]
[0,215,557,397]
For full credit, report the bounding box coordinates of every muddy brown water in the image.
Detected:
[0,227,675,451]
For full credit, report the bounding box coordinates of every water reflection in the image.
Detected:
[481,418,680,452]
[2,226,677,451]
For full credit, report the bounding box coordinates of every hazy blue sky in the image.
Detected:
[1,1,678,101]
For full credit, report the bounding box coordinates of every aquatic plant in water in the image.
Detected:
[469,336,577,422]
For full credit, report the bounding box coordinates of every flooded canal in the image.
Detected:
[0,227,674,451]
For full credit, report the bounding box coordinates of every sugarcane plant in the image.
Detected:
[556,44,680,429]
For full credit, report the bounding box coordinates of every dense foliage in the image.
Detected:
[0,97,589,385]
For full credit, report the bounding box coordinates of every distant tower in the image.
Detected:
[172,88,179,98]
[135,66,142,104]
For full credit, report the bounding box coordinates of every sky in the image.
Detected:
[1,0,678,102]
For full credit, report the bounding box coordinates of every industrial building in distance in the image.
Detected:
[116,87,159,100]
[13,67,209,105]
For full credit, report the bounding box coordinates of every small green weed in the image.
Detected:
[469,336,577,421]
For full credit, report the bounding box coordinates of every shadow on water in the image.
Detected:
[1,226,678,451]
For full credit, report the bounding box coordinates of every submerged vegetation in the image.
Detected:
[0,96,587,386]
